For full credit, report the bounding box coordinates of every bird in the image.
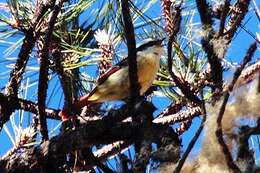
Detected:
[59,39,164,121]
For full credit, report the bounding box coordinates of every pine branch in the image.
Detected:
[225,0,251,41]
[218,0,231,36]
[153,106,201,125]
[196,0,223,91]
[5,0,56,96]
[94,141,130,161]
[2,0,58,129]
[167,37,201,104]
[38,0,63,141]
[0,120,176,172]
[0,93,60,129]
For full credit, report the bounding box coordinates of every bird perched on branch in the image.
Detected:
[59,39,164,121]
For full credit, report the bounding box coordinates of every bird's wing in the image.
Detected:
[97,57,128,85]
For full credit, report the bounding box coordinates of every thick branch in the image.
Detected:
[121,0,139,105]
[196,0,223,91]
[196,0,213,26]
[0,120,174,172]
[216,42,257,173]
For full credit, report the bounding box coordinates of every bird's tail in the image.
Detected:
[58,89,97,121]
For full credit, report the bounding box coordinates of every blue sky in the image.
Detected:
[0,0,259,166]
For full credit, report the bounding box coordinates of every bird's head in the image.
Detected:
[136,38,165,51]
[136,38,165,57]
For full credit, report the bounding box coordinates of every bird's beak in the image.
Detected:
[160,37,166,43]
[156,38,165,46]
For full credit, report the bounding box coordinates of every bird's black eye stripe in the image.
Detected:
[136,39,163,52]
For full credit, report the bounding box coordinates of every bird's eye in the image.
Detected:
[153,52,159,55]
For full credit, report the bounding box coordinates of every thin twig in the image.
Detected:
[224,0,251,41]
[86,151,116,173]
[218,0,231,36]
[216,42,257,173]
[167,36,201,104]
[38,0,63,141]
[173,93,207,173]
[252,0,260,21]
[166,3,201,104]
[121,1,146,171]
[18,98,60,120]
[0,92,59,119]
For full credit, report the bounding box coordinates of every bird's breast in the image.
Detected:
[137,54,160,94]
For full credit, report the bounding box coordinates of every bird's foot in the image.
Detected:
[58,109,71,122]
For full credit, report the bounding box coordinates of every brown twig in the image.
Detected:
[17,98,60,120]
[0,93,60,129]
[225,0,251,41]
[4,30,37,96]
[153,106,201,125]
[121,1,149,171]
[167,37,201,104]
[166,3,201,104]
[173,95,207,173]
[94,141,130,161]
[38,0,63,141]
[86,151,116,173]
[218,0,231,36]
[216,42,257,173]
